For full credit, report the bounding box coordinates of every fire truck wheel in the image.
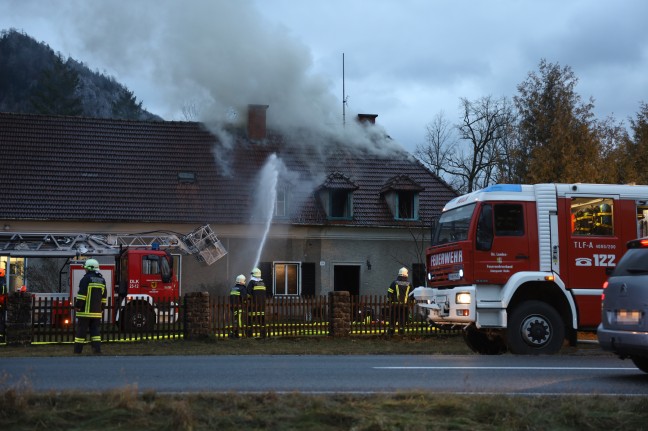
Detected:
[463,324,507,355]
[507,300,565,355]
[631,356,648,374]
[122,302,155,332]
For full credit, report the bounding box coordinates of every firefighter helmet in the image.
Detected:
[236,274,246,284]
[84,258,100,271]
[0,268,4,277]
[251,267,261,278]
[398,267,409,277]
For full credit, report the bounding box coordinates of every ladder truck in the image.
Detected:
[0,225,226,331]
[413,183,648,355]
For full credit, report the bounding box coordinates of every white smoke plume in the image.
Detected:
[67,2,333,123]
[5,0,412,183]
[54,0,407,156]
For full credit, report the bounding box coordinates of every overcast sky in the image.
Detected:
[1,0,647,154]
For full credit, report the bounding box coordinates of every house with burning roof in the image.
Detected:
[0,106,456,297]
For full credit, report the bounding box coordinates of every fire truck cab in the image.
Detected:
[69,247,179,331]
[413,183,648,354]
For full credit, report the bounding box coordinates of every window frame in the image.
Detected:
[274,185,288,218]
[328,189,353,220]
[395,190,419,220]
[273,261,301,296]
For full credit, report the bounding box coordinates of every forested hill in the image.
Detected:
[0,29,161,121]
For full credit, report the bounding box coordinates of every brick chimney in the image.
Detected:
[247,104,269,140]
[357,113,378,125]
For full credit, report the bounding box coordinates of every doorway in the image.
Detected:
[333,264,360,296]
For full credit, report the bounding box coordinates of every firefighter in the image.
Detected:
[74,258,107,354]
[246,267,267,337]
[0,267,6,341]
[229,274,247,338]
[387,267,412,335]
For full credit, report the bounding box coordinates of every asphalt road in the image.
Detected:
[2,354,647,395]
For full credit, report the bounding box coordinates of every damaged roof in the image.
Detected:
[0,112,456,227]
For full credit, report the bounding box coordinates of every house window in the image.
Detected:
[275,186,287,217]
[330,189,352,219]
[397,191,418,220]
[274,262,300,296]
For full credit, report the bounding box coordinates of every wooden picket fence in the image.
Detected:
[29,295,183,344]
[11,294,455,344]
[210,294,450,338]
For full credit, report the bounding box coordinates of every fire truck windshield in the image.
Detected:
[432,203,476,245]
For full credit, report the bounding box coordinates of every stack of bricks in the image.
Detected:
[328,291,351,337]
[183,292,211,340]
[5,291,33,346]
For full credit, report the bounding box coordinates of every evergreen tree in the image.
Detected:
[0,29,158,120]
[619,103,648,184]
[513,60,602,183]
[111,88,144,120]
[594,117,631,184]
[30,54,83,116]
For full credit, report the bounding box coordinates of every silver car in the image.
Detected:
[598,238,648,372]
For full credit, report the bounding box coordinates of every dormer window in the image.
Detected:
[396,190,417,220]
[330,189,352,218]
[381,175,423,221]
[316,172,358,220]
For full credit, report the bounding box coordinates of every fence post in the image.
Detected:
[328,291,351,337]
[5,291,33,346]
[183,292,211,340]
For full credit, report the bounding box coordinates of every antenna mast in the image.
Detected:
[342,53,348,126]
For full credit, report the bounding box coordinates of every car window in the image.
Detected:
[612,249,648,276]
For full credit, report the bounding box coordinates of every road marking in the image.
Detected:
[374,366,636,371]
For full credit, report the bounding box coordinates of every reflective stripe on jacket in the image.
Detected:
[75,271,107,318]
[230,283,246,306]
[387,278,411,304]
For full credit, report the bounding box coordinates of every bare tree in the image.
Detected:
[492,112,521,183]
[454,96,517,192]
[415,111,454,180]
[416,97,515,194]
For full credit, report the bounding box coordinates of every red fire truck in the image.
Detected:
[0,225,226,331]
[413,183,648,354]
